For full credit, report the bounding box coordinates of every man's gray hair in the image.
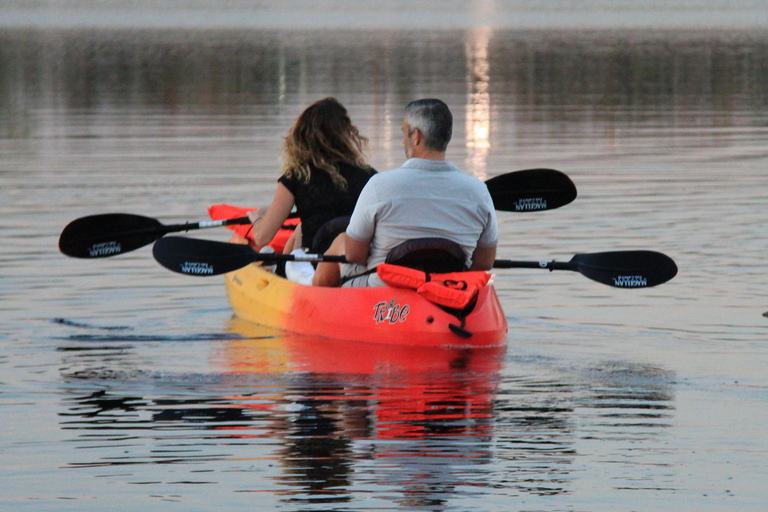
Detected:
[404,99,452,152]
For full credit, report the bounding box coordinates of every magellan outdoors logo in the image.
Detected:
[514,197,547,211]
[181,262,214,275]
[373,299,410,324]
[613,275,648,287]
[89,241,122,257]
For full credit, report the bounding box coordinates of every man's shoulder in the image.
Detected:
[378,159,463,178]
[440,163,492,191]
[373,160,488,187]
[366,165,411,185]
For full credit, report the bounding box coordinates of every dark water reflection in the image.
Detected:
[56,323,675,507]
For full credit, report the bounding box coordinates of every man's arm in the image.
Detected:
[345,236,371,265]
[469,245,496,271]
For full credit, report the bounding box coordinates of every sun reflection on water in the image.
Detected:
[465,27,492,179]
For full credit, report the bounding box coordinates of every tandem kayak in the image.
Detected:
[223,261,508,347]
[209,205,508,347]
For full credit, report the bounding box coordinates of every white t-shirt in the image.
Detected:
[346,158,498,271]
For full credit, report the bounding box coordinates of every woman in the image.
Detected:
[249,98,376,256]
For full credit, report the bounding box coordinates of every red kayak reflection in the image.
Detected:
[219,318,506,441]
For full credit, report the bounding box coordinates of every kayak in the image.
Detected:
[210,205,508,347]
[223,261,507,347]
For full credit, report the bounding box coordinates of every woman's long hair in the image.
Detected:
[281,98,369,189]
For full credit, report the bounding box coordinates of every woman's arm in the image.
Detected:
[250,183,295,248]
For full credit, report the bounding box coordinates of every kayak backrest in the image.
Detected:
[311,216,351,254]
[385,238,467,273]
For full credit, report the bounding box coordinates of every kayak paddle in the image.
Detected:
[58,168,576,259]
[58,213,253,259]
[152,236,677,288]
[492,251,678,288]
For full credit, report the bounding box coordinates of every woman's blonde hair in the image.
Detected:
[281,98,369,189]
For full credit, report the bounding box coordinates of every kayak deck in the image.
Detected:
[224,263,508,347]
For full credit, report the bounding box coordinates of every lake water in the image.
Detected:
[1,5,767,511]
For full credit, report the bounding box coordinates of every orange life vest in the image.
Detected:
[377,263,491,309]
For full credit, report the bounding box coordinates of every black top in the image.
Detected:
[279,162,376,251]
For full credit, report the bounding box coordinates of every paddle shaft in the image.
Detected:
[162,216,251,233]
[247,253,572,271]
[236,253,570,270]
[152,237,677,288]
[493,259,573,271]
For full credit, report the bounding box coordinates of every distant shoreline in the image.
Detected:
[2,2,767,31]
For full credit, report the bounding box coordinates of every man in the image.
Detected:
[313,98,498,287]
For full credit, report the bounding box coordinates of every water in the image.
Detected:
[1,9,768,512]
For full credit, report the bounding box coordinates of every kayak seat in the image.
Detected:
[383,239,479,338]
[385,238,467,273]
[311,216,351,254]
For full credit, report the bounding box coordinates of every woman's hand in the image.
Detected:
[247,208,265,224]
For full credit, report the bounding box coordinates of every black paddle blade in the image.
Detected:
[153,237,258,276]
[486,168,577,212]
[570,251,678,288]
[59,213,165,258]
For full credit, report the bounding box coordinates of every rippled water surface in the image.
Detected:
[1,13,767,512]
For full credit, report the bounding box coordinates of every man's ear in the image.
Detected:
[411,127,423,146]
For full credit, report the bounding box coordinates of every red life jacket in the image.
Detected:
[377,263,491,309]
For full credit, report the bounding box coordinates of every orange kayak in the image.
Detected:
[211,205,508,347]
[224,262,507,347]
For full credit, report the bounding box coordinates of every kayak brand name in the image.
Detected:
[181,261,214,275]
[613,275,648,287]
[373,299,410,324]
[514,197,547,211]
[89,241,122,257]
